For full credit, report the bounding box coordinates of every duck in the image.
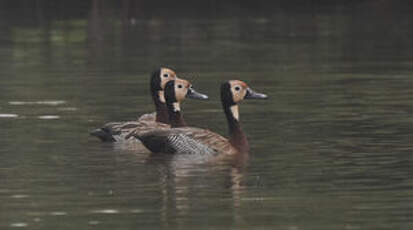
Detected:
[90,68,207,142]
[125,79,208,140]
[129,80,268,156]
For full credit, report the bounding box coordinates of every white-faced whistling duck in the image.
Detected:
[90,68,207,142]
[129,80,267,156]
[125,79,209,141]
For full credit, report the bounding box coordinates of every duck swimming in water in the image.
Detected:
[125,79,208,139]
[130,80,267,156]
[90,68,207,142]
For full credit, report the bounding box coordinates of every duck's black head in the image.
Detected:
[164,79,208,106]
[221,80,268,106]
[221,80,268,123]
[164,79,208,128]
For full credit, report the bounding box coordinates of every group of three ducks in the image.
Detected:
[91,67,268,159]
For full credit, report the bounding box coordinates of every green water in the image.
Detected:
[1,1,412,229]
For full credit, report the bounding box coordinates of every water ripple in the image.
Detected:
[0,114,18,118]
[37,115,60,120]
[10,223,28,228]
[9,100,66,106]
[88,220,100,225]
[57,107,78,111]
[90,209,120,214]
[10,194,29,199]
[50,211,67,216]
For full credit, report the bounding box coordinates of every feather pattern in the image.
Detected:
[134,127,238,156]
[91,112,169,143]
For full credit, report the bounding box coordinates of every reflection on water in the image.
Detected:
[1,1,413,229]
[8,101,66,106]
[0,114,18,118]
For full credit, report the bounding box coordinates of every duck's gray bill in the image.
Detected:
[186,87,209,100]
[245,88,268,100]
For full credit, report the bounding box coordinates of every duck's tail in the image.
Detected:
[90,128,116,142]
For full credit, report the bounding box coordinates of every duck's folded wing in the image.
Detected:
[91,119,168,142]
[134,127,231,155]
[137,112,156,122]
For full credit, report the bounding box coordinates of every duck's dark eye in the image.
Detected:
[177,84,183,89]
[163,74,169,78]
[235,86,241,91]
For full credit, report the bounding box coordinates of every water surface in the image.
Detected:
[0,1,412,229]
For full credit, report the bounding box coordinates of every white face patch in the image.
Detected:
[230,105,239,121]
[158,91,165,103]
[159,68,177,89]
[172,102,181,112]
[174,80,189,102]
[230,84,247,104]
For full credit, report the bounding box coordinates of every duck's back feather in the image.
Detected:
[137,112,157,122]
[90,112,166,142]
